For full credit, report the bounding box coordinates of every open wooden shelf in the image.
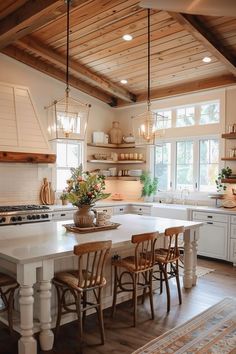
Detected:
[106,176,140,181]
[0,151,56,163]
[87,143,136,149]
[87,160,145,164]
[222,133,236,139]
[221,178,236,183]
[221,157,236,161]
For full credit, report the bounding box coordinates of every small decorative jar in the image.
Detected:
[109,121,123,144]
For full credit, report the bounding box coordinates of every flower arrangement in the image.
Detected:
[65,164,110,207]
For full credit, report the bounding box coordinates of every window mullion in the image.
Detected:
[194,139,199,191]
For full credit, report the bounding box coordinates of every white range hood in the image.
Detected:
[0,82,55,163]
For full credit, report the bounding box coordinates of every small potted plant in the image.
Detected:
[140,171,158,202]
[60,191,69,205]
[215,166,232,192]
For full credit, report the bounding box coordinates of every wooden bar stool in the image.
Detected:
[153,226,184,312]
[111,232,158,327]
[0,272,19,334]
[52,240,112,347]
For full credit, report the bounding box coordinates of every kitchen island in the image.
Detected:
[0,214,202,354]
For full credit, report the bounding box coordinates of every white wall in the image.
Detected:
[0,54,115,205]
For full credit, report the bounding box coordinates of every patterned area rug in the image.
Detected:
[179,266,215,278]
[132,297,236,354]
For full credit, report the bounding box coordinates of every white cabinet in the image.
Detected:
[229,239,236,266]
[229,216,236,265]
[113,205,130,215]
[152,205,188,220]
[192,211,228,260]
[52,210,74,220]
[129,205,151,215]
[94,206,113,216]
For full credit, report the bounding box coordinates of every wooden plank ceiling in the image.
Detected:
[0,0,236,106]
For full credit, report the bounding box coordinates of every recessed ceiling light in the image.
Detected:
[202,56,212,63]
[120,79,128,84]
[122,34,133,41]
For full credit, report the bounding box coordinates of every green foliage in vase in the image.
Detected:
[215,166,232,192]
[65,164,110,207]
[140,171,158,197]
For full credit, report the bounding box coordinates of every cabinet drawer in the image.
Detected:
[230,224,236,239]
[94,206,113,216]
[230,215,236,225]
[192,211,228,223]
[113,205,129,215]
[130,205,151,215]
[229,239,236,264]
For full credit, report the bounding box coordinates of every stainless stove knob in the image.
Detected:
[36,215,40,219]
[11,217,17,222]
[18,216,22,221]
[32,215,36,220]
[27,215,32,220]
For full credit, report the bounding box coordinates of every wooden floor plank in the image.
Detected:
[0,258,235,354]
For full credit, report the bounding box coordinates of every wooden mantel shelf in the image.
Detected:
[0,151,56,163]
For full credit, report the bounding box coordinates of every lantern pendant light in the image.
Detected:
[132,9,161,146]
[46,0,90,141]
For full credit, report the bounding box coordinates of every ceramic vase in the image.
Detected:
[109,121,123,144]
[73,205,95,228]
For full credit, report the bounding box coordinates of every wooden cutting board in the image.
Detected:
[40,178,55,205]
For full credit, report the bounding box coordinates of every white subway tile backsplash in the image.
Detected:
[0,163,53,205]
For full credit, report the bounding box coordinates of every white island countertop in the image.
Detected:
[0,214,202,264]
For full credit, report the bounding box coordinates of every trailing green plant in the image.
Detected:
[215,166,232,192]
[140,171,158,197]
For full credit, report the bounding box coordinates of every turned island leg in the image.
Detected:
[192,229,199,286]
[38,260,54,351]
[183,229,193,289]
[17,264,37,354]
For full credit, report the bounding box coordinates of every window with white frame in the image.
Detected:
[154,100,220,130]
[176,140,194,190]
[154,137,219,192]
[155,143,171,190]
[56,141,83,191]
[156,110,172,129]
[199,139,219,192]
[199,101,220,125]
[176,106,195,127]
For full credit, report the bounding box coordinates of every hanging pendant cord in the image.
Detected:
[147,8,151,110]
[66,0,70,97]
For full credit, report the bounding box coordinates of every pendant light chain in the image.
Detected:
[147,8,151,111]
[66,0,71,98]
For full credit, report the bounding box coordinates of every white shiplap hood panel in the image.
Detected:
[0,82,52,153]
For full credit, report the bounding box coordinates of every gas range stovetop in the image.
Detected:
[0,205,53,226]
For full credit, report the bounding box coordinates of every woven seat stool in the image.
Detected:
[0,272,19,334]
[111,232,158,327]
[52,240,112,349]
[153,226,184,312]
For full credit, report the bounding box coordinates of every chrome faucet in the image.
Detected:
[180,188,190,204]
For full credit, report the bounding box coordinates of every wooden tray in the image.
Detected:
[63,222,121,234]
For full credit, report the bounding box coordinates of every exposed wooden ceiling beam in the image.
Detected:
[17,36,136,103]
[169,12,236,76]
[117,74,236,106]
[0,0,89,50]
[2,45,116,106]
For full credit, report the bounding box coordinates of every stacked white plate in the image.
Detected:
[129,169,142,177]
